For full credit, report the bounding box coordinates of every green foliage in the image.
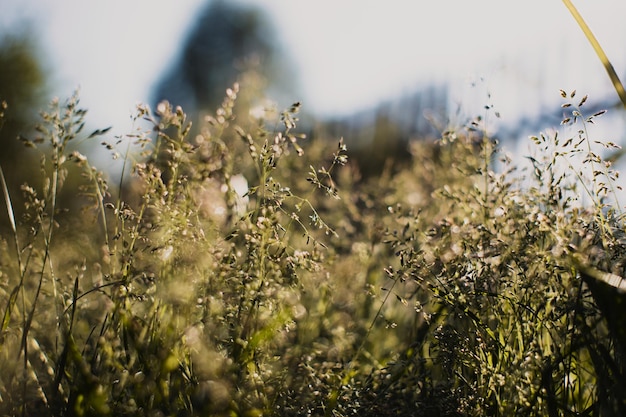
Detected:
[0,83,625,416]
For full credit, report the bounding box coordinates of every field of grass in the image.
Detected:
[1,82,626,416]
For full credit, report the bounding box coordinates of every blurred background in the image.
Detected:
[1,0,626,180]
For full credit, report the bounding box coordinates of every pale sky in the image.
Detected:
[1,0,626,135]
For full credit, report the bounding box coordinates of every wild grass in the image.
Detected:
[0,82,625,416]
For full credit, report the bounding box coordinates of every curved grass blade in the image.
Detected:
[0,164,16,235]
[562,0,626,109]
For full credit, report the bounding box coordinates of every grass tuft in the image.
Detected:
[1,80,626,416]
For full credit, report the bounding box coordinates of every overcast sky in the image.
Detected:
[1,0,626,136]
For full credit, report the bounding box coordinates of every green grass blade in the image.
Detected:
[0,164,24,337]
[1,285,20,334]
[563,0,626,108]
[0,164,16,235]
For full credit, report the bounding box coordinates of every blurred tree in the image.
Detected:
[151,0,292,118]
[316,85,449,178]
[0,31,48,230]
[0,32,47,167]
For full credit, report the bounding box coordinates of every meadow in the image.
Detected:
[1,71,626,417]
